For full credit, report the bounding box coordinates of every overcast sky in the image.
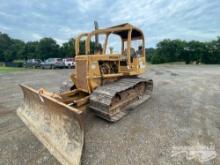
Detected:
[0,0,219,47]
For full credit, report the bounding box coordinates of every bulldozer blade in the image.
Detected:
[17,84,84,165]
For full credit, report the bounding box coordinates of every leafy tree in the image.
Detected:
[146,48,156,62]
[151,53,162,64]
[60,38,75,57]
[0,32,13,61]
[38,38,60,60]
[0,33,25,62]
[184,41,206,64]
[156,39,186,63]
[202,38,220,64]
[22,41,39,60]
[4,49,14,62]
[11,39,25,60]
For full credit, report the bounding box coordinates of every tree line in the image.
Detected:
[0,31,220,64]
[146,37,220,64]
[0,32,97,62]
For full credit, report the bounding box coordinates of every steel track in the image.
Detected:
[89,77,153,122]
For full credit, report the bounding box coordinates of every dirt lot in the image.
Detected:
[0,65,220,165]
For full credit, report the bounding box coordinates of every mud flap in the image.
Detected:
[17,84,84,165]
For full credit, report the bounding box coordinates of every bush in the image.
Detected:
[5,61,23,67]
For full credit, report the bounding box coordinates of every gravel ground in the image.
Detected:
[0,65,220,165]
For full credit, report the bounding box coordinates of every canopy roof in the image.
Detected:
[91,23,143,39]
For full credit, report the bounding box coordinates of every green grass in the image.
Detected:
[0,67,26,73]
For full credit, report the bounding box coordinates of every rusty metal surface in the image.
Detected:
[17,84,84,165]
[89,77,153,121]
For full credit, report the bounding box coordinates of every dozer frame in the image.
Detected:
[60,23,147,107]
[17,23,153,165]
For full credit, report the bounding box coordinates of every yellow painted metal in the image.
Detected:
[17,23,149,165]
[72,23,147,93]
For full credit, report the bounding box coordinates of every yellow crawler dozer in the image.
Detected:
[17,23,153,165]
